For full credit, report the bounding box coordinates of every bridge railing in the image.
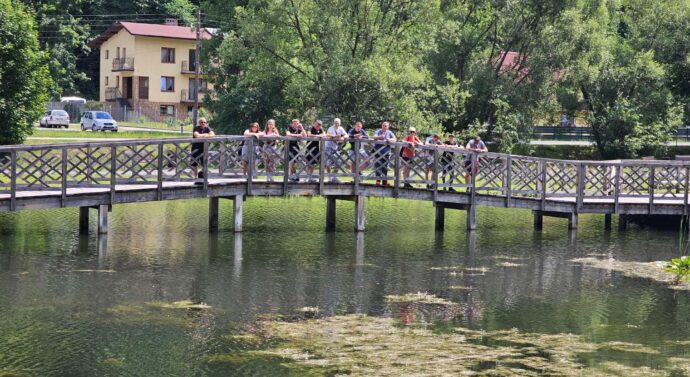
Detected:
[2,136,690,210]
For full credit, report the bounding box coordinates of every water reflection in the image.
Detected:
[0,199,688,376]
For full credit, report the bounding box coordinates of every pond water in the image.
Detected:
[0,198,689,376]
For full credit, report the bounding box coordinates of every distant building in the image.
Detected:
[89,21,213,121]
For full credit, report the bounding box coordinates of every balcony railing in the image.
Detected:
[181,60,204,74]
[180,89,208,102]
[105,87,123,101]
[112,57,135,71]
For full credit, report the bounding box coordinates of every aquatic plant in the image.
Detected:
[666,256,690,285]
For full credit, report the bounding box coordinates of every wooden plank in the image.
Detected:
[393,144,401,198]
[648,166,654,214]
[432,148,439,202]
[354,140,360,195]
[10,150,16,211]
[247,138,254,195]
[614,164,621,213]
[203,141,209,194]
[157,142,163,200]
[505,156,512,207]
[110,146,116,204]
[540,160,546,211]
[319,139,325,195]
[283,140,290,195]
[576,163,584,213]
[684,166,689,216]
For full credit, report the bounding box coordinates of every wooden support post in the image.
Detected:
[604,213,612,230]
[326,196,337,231]
[466,204,477,231]
[435,204,445,230]
[618,214,628,231]
[209,197,219,231]
[534,212,543,230]
[568,213,578,230]
[233,195,244,232]
[354,195,366,232]
[97,204,109,234]
[79,206,89,234]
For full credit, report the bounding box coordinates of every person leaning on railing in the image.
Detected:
[348,121,369,174]
[241,122,261,176]
[372,121,397,186]
[261,119,281,182]
[401,127,422,188]
[192,117,215,184]
[440,134,460,191]
[325,118,348,183]
[286,119,306,182]
[306,120,325,182]
[464,136,488,188]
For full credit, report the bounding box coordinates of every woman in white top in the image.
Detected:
[241,122,261,176]
[261,119,281,181]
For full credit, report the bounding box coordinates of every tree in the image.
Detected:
[0,0,52,145]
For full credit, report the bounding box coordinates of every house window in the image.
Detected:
[105,50,109,59]
[161,76,175,92]
[161,47,175,63]
[116,47,120,59]
[105,76,109,86]
[122,48,126,58]
[159,105,175,116]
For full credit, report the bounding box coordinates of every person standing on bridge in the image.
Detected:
[440,134,460,191]
[306,120,325,182]
[325,118,348,183]
[261,119,281,181]
[372,121,397,186]
[286,119,306,182]
[241,122,261,176]
[464,136,487,188]
[401,127,422,188]
[348,121,369,174]
[192,117,215,184]
[424,134,442,188]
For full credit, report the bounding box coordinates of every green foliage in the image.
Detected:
[666,256,690,285]
[0,0,52,145]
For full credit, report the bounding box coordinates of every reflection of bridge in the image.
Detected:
[1,136,689,233]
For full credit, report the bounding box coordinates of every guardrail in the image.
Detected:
[2,136,690,214]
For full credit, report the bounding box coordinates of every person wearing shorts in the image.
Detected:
[306,120,325,182]
[191,117,215,184]
[401,127,421,188]
[325,118,348,183]
[464,136,488,186]
[372,121,397,186]
[286,119,306,182]
[424,134,442,188]
[348,121,369,174]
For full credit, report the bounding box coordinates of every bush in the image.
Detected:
[666,256,690,285]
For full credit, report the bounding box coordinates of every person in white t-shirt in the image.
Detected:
[325,118,348,183]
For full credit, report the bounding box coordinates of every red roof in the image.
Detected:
[89,22,212,49]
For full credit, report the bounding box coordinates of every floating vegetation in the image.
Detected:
[447,285,474,291]
[72,269,116,273]
[384,293,463,325]
[146,300,212,310]
[384,293,454,306]
[464,267,490,273]
[215,314,690,376]
[491,255,527,261]
[571,257,690,290]
[496,262,526,267]
[429,266,463,271]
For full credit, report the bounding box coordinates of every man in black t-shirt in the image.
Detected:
[306,120,325,182]
[191,117,215,183]
[286,119,306,182]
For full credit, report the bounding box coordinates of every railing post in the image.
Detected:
[648,166,655,214]
[683,166,690,216]
[247,137,254,195]
[61,147,68,207]
[283,138,290,194]
[393,144,401,198]
[505,156,512,207]
[576,163,585,212]
[10,150,16,211]
[157,142,164,200]
[110,146,116,203]
[203,140,209,193]
[87,145,93,186]
[539,160,546,211]
[319,139,325,194]
[614,163,621,213]
[432,148,439,202]
[470,153,477,202]
[354,140,361,195]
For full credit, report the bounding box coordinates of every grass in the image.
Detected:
[28,127,188,143]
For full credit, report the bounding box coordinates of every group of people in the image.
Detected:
[193,118,488,188]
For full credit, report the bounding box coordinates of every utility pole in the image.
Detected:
[192,9,201,127]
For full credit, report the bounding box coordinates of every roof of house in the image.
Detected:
[89,22,212,49]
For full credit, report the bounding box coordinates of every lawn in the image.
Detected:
[27,128,190,144]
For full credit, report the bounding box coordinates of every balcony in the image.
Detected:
[112,57,135,71]
[105,87,123,101]
[181,89,208,103]
[181,60,204,74]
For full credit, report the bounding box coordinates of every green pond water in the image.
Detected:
[0,198,688,376]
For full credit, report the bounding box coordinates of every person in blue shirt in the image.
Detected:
[348,121,369,174]
[372,121,397,186]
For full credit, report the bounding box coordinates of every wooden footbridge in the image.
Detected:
[1,136,688,233]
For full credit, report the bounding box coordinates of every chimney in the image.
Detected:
[164,18,178,26]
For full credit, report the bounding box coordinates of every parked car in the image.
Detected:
[80,111,118,132]
[40,110,70,128]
